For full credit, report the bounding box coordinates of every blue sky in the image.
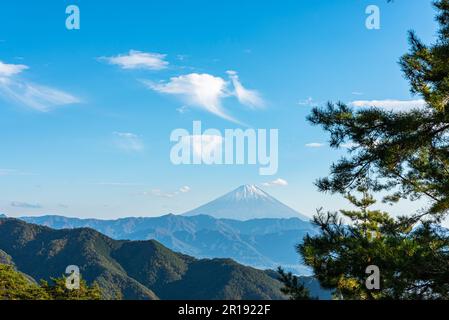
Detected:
[0,0,441,220]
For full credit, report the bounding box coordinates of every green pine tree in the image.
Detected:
[0,264,49,300]
[300,186,449,299]
[0,263,102,300]
[277,267,314,300]
[297,0,449,300]
[308,0,449,222]
[40,276,102,300]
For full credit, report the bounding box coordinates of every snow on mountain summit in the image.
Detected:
[226,185,272,201]
[183,185,309,221]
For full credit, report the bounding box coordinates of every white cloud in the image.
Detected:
[145,185,191,198]
[0,169,34,176]
[145,71,264,122]
[0,61,28,77]
[176,54,188,61]
[351,91,364,96]
[144,73,235,121]
[227,70,264,109]
[0,169,18,176]
[305,141,358,149]
[176,105,189,114]
[102,50,168,70]
[10,201,42,209]
[0,79,80,112]
[0,60,80,112]
[305,142,325,148]
[146,189,175,198]
[179,186,191,193]
[298,97,315,107]
[262,178,288,187]
[113,132,144,152]
[351,99,427,111]
[97,182,143,186]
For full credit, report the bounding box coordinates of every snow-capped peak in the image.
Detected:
[183,184,309,221]
[232,184,269,200]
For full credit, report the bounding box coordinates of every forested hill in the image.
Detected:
[0,218,286,300]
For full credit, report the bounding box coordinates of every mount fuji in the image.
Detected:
[16,185,318,278]
[183,184,309,221]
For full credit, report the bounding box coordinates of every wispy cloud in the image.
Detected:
[0,169,34,176]
[0,79,80,112]
[101,50,168,70]
[179,186,191,193]
[262,178,288,187]
[0,60,80,112]
[144,71,264,122]
[351,91,364,96]
[176,54,188,61]
[227,70,264,109]
[97,182,143,186]
[143,73,234,121]
[176,105,189,114]
[10,201,42,209]
[305,141,358,149]
[298,97,316,107]
[351,99,427,111]
[144,186,191,198]
[305,142,325,148]
[113,132,144,152]
[0,169,20,176]
[146,189,175,198]
[0,61,28,77]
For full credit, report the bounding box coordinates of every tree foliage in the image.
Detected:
[0,264,102,300]
[307,0,449,222]
[40,277,102,300]
[0,264,49,300]
[299,188,449,299]
[277,267,314,300]
[295,0,449,300]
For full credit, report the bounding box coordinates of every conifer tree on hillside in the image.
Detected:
[277,267,315,300]
[40,276,102,300]
[0,264,49,300]
[292,0,449,300]
[0,264,102,300]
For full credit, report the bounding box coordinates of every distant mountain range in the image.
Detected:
[184,185,309,220]
[17,185,315,275]
[20,214,316,275]
[0,185,332,299]
[0,218,287,300]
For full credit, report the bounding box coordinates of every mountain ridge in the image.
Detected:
[183,185,309,221]
[0,218,286,300]
[19,213,316,275]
